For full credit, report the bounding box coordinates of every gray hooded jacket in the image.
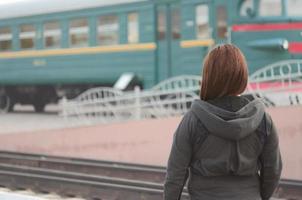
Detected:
[164,96,282,200]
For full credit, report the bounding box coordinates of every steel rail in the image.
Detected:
[0,163,189,200]
[0,151,301,199]
[277,179,302,199]
[0,151,166,183]
[0,150,165,170]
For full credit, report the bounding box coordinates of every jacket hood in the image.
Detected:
[191,97,265,140]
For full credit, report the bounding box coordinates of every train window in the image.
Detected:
[157,10,166,40]
[172,8,181,40]
[98,15,119,45]
[259,0,282,16]
[128,12,139,43]
[44,21,61,48]
[240,0,254,17]
[20,24,36,49]
[196,5,210,39]
[287,0,302,16]
[69,18,89,48]
[216,6,227,39]
[0,27,12,51]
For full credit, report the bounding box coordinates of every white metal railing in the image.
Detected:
[151,75,201,91]
[247,59,302,93]
[60,75,200,125]
[257,92,302,107]
[61,61,302,125]
[61,87,124,124]
[289,92,302,105]
[247,60,302,106]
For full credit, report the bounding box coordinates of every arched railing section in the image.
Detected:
[61,61,302,125]
[247,60,302,106]
[61,76,200,125]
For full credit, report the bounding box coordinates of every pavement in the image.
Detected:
[0,187,84,200]
[0,105,71,134]
[0,105,301,181]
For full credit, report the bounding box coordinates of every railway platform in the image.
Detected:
[0,105,301,181]
[0,187,84,200]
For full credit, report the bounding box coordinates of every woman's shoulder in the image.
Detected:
[182,110,208,139]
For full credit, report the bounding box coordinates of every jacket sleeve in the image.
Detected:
[164,112,194,200]
[259,114,282,200]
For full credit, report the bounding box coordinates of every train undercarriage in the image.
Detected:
[0,85,104,113]
[0,85,58,113]
[0,76,140,113]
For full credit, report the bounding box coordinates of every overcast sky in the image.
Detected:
[0,0,30,5]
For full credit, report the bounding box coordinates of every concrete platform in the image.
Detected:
[0,188,84,200]
[0,105,67,134]
[0,105,301,180]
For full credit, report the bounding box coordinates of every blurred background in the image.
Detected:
[0,0,301,199]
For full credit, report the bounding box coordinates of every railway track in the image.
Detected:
[0,151,166,183]
[0,151,185,200]
[0,151,300,200]
[0,163,178,200]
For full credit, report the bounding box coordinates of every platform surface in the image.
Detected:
[0,105,301,180]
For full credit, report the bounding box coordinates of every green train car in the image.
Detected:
[0,0,301,112]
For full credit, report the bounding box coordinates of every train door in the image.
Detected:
[212,0,229,44]
[156,2,181,82]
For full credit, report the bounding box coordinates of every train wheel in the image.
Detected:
[0,94,10,113]
[33,102,46,113]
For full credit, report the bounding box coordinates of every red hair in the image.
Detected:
[200,44,248,101]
